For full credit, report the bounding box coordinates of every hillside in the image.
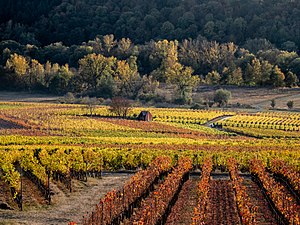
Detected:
[0,0,299,49]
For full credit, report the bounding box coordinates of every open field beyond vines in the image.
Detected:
[0,101,299,225]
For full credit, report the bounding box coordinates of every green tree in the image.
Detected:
[271,99,276,108]
[287,101,294,109]
[270,66,285,87]
[150,40,179,82]
[77,53,116,94]
[213,89,231,107]
[205,70,221,85]
[49,64,73,94]
[226,67,243,86]
[285,71,298,87]
[166,62,199,104]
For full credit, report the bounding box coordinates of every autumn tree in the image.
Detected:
[5,53,29,88]
[150,40,179,82]
[285,71,298,87]
[27,59,45,90]
[166,62,199,104]
[226,67,243,86]
[270,66,285,87]
[205,70,221,85]
[77,53,116,96]
[114,56,143,99]
[117,38,132,59]
[103,34,117,55]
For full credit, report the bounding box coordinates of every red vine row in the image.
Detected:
[79,156,172,225]
[269,159,300,195]
[227,158,257,225]
[250,159,300,224]
[127,157,192,225]
[191,158,213,225]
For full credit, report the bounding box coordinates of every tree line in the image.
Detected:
[1,35,299,104]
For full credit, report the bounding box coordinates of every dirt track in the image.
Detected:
[0,174,131,225]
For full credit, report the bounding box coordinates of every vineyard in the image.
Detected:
[0,102,299,224]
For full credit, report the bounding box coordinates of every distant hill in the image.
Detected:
[0,0,299,51]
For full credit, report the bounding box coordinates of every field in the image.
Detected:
[0,101,299,225]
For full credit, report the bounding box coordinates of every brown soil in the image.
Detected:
[0,119,24,130]
[165,178,198,225]
[0,174,131,225]
[207,180,241,225]
[243,178,278,225]
[0,180,18,210]
[195,86,300,110]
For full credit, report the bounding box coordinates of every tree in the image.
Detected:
[287,101,294,109]
[49,64,73,94]
[285,71,298,87]
[205,70,221,85]
[114,57,143,99]
[103,34,117,54]
[244,59,261,86]
[27,59,45,90]
[270,66,285,87]
[117,38,132,59]
[5,53,29,77]
[77,53,116,94]
[165,62,199,104]
[81,96,100,116]
[213,89,231,107]
[150,40,179,82]
[271,99,276,108]
[138,75,159,101]
[109,97,132,118]
[260,60,273,85]
[226,67,243,86]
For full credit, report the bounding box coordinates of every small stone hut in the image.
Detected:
[137,111,153,122]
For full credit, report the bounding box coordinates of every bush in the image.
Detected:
[213,89,231,107]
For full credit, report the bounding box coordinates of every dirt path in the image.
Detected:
[165,178,198,225]
[252,92,300,110]
[0,174,131,225]
[243,178,279,225]
[207,180,241,225]
[203,115,234,128]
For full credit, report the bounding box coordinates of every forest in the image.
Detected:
[0,0,300,104]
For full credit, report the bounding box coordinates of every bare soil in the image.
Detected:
[0,92,60,103]
[195,86,300,110]
[207,180,241,225]
[0,119,24,130]
[0,174,131,225]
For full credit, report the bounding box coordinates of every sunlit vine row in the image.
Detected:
[227,158,256,225]
[191,158,213,225]
[249,159,300,224]
[127,157,192,225]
